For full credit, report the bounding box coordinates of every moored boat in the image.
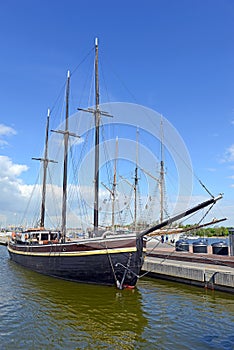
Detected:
[7,39,223,288]
[7,194,223,288]
[8,229,146,288]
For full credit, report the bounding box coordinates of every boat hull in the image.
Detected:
[8,235,146,288]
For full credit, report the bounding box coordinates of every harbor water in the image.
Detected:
[0,245,234,350]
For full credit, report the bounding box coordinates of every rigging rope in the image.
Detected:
[199,179,214,198]
[196,201,216,226]
[104,241,119,287]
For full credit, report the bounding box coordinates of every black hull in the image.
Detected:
[8,236,146,288]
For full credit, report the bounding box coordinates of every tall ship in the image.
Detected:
[7,39,223,289]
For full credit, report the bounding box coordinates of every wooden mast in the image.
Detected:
[78,38,112,235]
[52,71,80,242]
[134,128,139,231]
[94,37,100,235]
[32,109,57,228]
[159,116,165,222]
[93,38,113,234]
[61,70,70,242]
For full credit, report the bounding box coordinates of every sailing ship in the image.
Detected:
[7,39,223,289]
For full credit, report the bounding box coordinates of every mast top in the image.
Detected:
[47,108,50,117]
[67,70,70,78]
[95,37,98,47]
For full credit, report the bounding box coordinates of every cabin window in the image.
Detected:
[41,233,49,240]
[51,233,58,240]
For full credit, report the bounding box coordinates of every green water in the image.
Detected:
[0,246,233,349]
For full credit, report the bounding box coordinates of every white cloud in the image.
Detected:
[0,156,28,178]
[222,144,234,163]
[0,155,229,228]
[0,156,30,225]
[0,124,17,147]
[0,124,16,136]
[206,168,216,172]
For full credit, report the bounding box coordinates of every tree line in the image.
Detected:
[183,226,231,237]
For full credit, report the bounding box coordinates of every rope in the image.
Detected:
[119,253,133,289]
[199,179,214,198]
[193,201,216,228]
[104,241,119,287]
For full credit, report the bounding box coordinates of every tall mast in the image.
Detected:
[160,116,165,222]
[134,128,139,231]
[94,37,100,234]
[78,38,112,234]
[61,70,70,241]
[40,110,50,228]
[32,109,57,228]
[52,71,80,242]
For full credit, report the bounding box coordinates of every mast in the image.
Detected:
[94,37,100,235]
[134,128,139,231]
[78,38,112,235]
[160,116,165,222]
[61,70,70,242]
[32,109,57,228]
[40,110,50,228]
[52,71,80,242]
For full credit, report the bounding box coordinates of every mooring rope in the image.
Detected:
[104,241,120,288]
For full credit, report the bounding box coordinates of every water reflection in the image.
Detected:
[1,246,234,350]
[1,248,147,349]
[138,278,234,350]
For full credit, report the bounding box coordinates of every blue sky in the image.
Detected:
[0,0,234,228]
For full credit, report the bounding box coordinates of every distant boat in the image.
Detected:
[7,39,223,289]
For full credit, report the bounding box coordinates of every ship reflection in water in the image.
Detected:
[2,247,147,349]
[1,246,234,350]
[26,278,147,349]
